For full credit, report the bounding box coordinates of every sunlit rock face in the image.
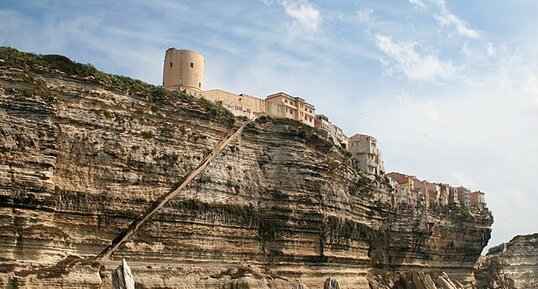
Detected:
[0,48,492,289]
[368,271,468,289]
[475,234,538,289]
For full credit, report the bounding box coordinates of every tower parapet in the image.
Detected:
[163,48,204,94]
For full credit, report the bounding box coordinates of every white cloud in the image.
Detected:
[432,0,480,38]
[407,0,426,8]
[280,0,321,33]
[375,35,455,81]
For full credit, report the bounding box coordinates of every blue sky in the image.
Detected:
[1,0,537,251]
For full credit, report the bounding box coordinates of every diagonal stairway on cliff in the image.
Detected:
[0,48,495,289]
[96,119,255,261]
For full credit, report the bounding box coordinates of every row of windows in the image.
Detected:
[282,99,314,114]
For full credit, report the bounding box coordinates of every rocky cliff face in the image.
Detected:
[0,48,493,289]
[475,234,538,289]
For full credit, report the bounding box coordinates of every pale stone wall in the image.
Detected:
[201,89,266,119]
[266,92,316,127]
[202,90,266,114]
[265,101,286,118]
[163,48,204,94]
[201,89,319,123]
[348,134,384,175]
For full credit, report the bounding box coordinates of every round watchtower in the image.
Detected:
[163,48,204,94]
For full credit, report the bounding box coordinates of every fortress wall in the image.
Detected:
[202,89,266,114]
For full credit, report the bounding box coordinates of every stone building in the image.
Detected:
[387,172,414,207]
[449,187,460,207]
[469,191,486,210]
[425,182,441,207]
[201,89,267,119]
[456,186,471,208]
[412,178,427,207]
[201,89,315,125]
[348,134,384,175]
[387,172,486,211]
[314,114,348,148]
[265,92,316,127]
[163,48,204,95]
[438,183,450,206]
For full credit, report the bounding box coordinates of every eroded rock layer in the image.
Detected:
[475,234,538,289]
[0,48,493,289]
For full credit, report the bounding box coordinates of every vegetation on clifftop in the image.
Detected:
[0,46,235,123]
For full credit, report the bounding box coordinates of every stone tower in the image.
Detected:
[162,48,204,94]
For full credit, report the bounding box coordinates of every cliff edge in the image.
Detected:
[0,47,493,289]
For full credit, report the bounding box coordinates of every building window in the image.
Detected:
[190,63,194,68]
[198,82,201,88]
[170,62,173,67]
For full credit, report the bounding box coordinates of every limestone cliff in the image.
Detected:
[0,48,493,289]
[475,234,538,289]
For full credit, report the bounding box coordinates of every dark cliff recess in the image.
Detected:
[0,47,493,289]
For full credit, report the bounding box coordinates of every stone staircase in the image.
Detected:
[96,119,253,261]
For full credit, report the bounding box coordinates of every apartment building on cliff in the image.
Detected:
[200,89,317,127]
[348,134,384,175]
[387,172,486,210]
[387,172,417,207]
[469,191,486,210]
[266,92,316,127]
[314,114,348,148]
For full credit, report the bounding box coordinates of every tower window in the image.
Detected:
[190,63,194,68]
[198,82,201,88]
[170,62,173,67]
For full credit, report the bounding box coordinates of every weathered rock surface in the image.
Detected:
[475,233,538,289]
[368,271,466,289]
[112,259,135,289]
[0,48,493,289]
